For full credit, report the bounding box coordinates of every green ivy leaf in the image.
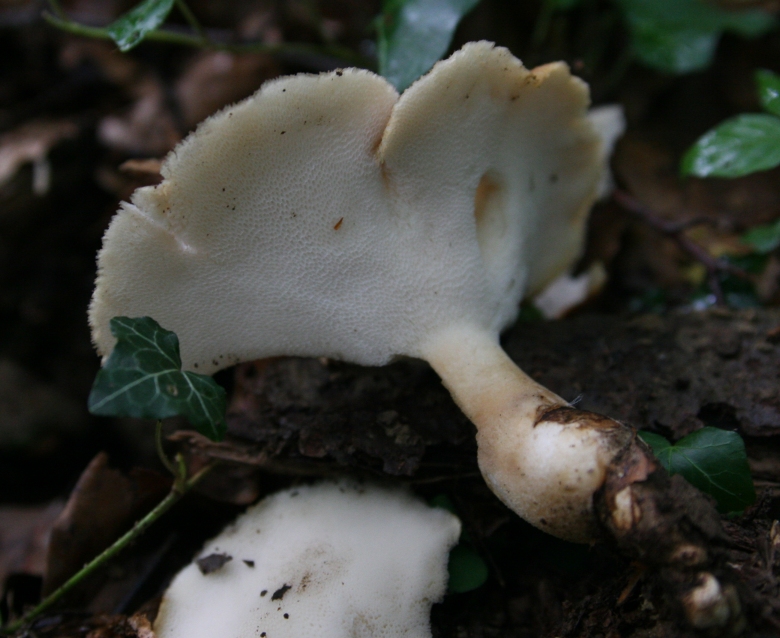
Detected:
[107,0,175,52]
[681,113,780,178]
[756,69,780,118]
[447,545,489,593]
[614,0,775,73]
[88,316,227,441]
[639,427,755,513]
[742,219,780,254]
[377,0,481,92]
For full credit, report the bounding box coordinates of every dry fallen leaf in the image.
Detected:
[44,453,170,595]
[0,120,78,195]
[0,501,64,586]
[175,51,279,128]
[98,79,181,157]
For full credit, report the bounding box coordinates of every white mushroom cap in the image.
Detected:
[153,481,461,638]
[90,41,603,374]
[90,42,628,543]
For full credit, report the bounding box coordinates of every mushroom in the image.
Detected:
[153,481,460,638]
[88,42,707,549]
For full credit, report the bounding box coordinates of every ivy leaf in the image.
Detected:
[107,0,175,52]
[639,427,755,513]
[88,316,227,441]
[614,0,775,74]
[680,113,780,178]
[377,0,481,92]
[742,219,780,254]
[756,69,780,117]
[447,545,489,593]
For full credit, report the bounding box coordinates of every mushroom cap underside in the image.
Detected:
[90,41,603,373]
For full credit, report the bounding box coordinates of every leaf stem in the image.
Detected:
[45,0,67,20]
[41,12,371,68]
[0,462,214,635]
[174,0,208,44]
[155,420,179,477]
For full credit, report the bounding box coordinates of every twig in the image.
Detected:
[41,12,371,68]
[0,461,215,635]
[613,189,750,305]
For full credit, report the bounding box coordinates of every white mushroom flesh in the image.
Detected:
[153,481,461,638]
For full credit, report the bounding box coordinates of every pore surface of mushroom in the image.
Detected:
[153,481,460,638]
[91,42,627,542]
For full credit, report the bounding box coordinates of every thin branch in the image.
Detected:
[613,189,751,305]
[0,462,215,635]
[41,12,372,68]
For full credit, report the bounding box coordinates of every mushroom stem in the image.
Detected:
[424,325,634,543]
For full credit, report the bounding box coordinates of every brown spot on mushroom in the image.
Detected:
[474,174,500,227]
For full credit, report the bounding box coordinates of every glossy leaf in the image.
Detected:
[107,0,175,52]
[681,114,780,178]
[89,316,227,441]
[742,220,780,254]
[377,0,481,92]
[756,69,780,117]
[615,0,775,73]
[639,428,755,513]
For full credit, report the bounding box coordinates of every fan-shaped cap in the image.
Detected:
[90,42,604,373]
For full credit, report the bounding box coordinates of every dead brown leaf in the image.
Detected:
[0,120,78,195]
[0,501,64,586]
[98,79,181,156]
[43,453,170,595]
[175,51,279,128]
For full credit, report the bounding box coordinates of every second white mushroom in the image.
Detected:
[154,481,460,638]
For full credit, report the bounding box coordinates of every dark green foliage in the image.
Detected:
[614,0,774,74]
[107,0,175,51]
[682,69,780,178]
[742,219,780,254]
[88,317,227,441]
[639,427,756,513]
[681,114,780,178]
[377,0,480,92]
[756,69,780,117]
